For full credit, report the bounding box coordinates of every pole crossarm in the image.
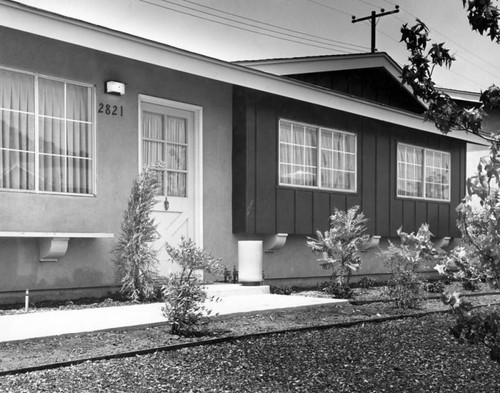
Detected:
[352,5,399,53]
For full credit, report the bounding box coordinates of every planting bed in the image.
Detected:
[0,284,499,392]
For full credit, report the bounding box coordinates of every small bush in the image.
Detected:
[306,206,369,286]
[162,238,224,335]
[462,280,481,292]
[352,277,377,289]
[386,273,425,308]
[270,286,296,295]
[442,291,500,364]
[319,281,354,299]
[383,224,442,309]
[425,280,446,293]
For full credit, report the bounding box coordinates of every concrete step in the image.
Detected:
[203,284,270,298]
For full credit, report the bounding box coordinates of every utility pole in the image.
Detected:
[352,6,399,53]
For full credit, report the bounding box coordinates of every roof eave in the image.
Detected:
[0,0,485,145]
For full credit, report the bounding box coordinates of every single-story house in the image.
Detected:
[0,0,486,302]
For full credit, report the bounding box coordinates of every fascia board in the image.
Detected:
[0,1,486,145]
[235,54,400,76]
[440,88,481,103]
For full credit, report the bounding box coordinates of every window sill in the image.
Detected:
[277,184,358,194]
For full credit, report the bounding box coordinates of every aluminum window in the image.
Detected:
[0,67,95,195]
[279,119,357,192]
[397,143,450,201]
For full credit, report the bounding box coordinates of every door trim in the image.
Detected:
[138,94,204,247]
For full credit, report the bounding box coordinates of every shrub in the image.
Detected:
[442,291,500,364]
[462,280,481,292]
[452,189,500,289]
[318,281,354,299]
[425,279,446,293]
[270,285,296,295]
[353,276,377,289]
[113,168,160,302]
[162,238,224,335]
[306,205,369,286]
[383,224,442,309]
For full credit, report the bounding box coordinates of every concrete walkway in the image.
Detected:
[0,285,347,343]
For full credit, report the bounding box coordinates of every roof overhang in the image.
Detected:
[235,53,404,78]
[440,88,481,103]
[235,52,428,110]
[0,0,487,146]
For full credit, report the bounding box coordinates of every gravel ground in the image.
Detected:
[0,312,499,392]
[0,286,499,392]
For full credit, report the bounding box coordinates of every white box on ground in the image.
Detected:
[238,240,263,285]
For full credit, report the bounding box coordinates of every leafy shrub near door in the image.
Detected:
[113,168,160,302]
[163,238,224,335]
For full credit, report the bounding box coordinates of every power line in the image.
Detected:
[354,0,499,88]
[302,0,353,16]
[138,0,365,54]
[182,0,368,51]
[379,0,500,75]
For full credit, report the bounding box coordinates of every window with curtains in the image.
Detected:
[0,67,94,195]
[278,119,357,192]
[397,143,450,201]
[142,110,187,197]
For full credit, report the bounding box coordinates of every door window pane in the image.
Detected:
[142,109,188,197]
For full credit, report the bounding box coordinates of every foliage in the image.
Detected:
[463,279,481,291]
[383,224,443,309]
[306,205,369,286]
[400,19,489,135]
[434,198,500,290]
[354,276,377,289]
[462,0,500,42]
[318,281,354,299]
[162,238,224,335]
[270,285,296,295]
[113,168,160,302]
[442,291,500,363]
[425,279,446,293]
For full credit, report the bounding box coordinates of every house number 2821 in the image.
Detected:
[98,103,124,116]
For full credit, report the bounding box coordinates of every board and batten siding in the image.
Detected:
[232,87,465,239]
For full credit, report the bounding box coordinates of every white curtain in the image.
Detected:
[165,116,187,197]
[279,121,357,190]
[0,69,35,190]
[397,145,423,197]
[320,130,355,191]
[425,150,450,200]
[142,111,165,194]
[0,69,92,194]
[279,121,317,187]
[39,78,65,192]
[38,79,92,194]
[142,112,187,197]
[67,84,92,194]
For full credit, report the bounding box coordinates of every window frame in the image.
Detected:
[0,65,96,196]
[278,118,357,193]
[396,142,451,202]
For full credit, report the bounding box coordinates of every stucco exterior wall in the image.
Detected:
[0,27,234,298]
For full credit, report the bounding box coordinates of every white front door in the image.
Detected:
[139,96,203,276]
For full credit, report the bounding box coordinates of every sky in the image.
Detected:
[12,0,500,92]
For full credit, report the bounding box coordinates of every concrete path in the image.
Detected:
[0,285,347,343]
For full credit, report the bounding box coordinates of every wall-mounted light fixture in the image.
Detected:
[105,81,126,96]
